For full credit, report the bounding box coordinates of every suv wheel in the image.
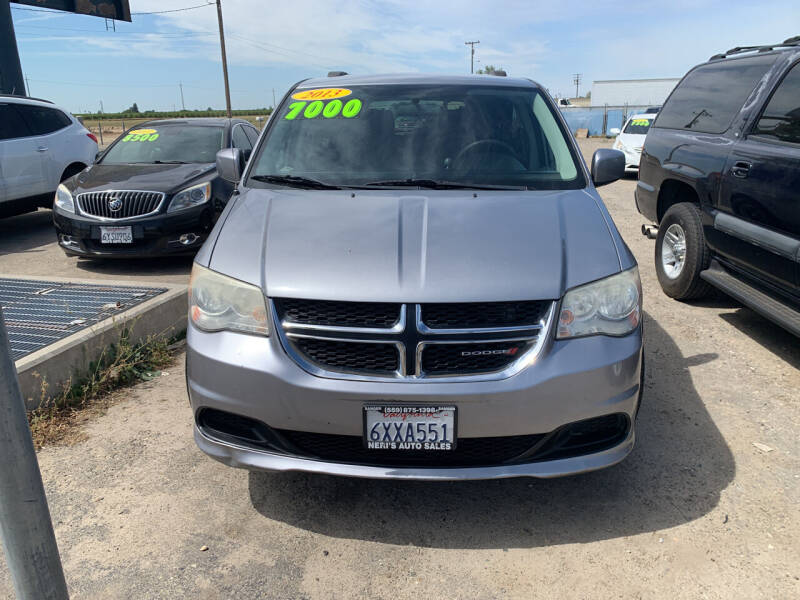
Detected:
[655,203,712,300]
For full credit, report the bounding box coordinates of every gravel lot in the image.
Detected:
[1,138,798,599]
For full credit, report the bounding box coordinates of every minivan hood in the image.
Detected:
[72,162,215,195]
[208,189,623,303]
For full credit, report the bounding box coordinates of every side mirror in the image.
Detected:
[216,148,243,183]
[591,148,625,187]
[609,127,621,136]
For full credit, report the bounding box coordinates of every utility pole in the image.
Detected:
[99,100,103,114]
[272,88,276,110]
[215,0,232,118]
[25,75,30,96]
[179,82,185,111]
[0,306,69,600]
[465,40,480,74]
[573,73,582,99]
[0,0,25,95]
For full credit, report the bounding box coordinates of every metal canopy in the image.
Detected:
[0,278,165,360]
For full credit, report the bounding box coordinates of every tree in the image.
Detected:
[477,65,504,75]
[585,91,592,99]
[125,102,140,114]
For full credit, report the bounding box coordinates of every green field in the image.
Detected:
[79,112,272,146]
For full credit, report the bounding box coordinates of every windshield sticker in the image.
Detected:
[284,98,363,121]
[291,88,352,101]
[122,128,159,142]
[631,119,650,126]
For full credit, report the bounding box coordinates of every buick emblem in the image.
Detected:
[108,197,123,212]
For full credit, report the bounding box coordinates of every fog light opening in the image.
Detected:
[59,234,78,247]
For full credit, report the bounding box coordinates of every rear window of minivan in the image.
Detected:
[655,55,776,134]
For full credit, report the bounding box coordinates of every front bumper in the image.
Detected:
[53,203,213,258]
[186,321,643,480]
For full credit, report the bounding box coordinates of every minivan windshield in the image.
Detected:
[101,123,224,164]
[250,84,584,189]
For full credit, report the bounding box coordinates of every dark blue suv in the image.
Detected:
[636,37,800,337]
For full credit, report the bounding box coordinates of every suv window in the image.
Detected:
[231,124,252,151]
[14,104,72,136]
[0,104,32,140]
[752,61,800,144]
[655,55,776,134]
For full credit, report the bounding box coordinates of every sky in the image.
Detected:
[10,0,800,114]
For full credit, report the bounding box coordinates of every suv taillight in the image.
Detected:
[86,132,98,144]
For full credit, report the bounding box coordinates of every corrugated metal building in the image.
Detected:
[591,78,680,107]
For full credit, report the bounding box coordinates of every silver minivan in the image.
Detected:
[186,74,642,480]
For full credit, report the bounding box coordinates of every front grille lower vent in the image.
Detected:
[292,337,399,375]
[421,341,533,375]
[274,298,554,381]
[76,190,164,219]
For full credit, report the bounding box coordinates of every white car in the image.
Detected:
[610,113,654,172]
[0,95,98,218]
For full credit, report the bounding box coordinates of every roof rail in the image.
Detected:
[709,37,800,60]
[0,94,54,104]
[327,71,348,77]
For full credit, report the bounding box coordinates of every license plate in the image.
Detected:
[100,226,133,244]
[363,405,456,451]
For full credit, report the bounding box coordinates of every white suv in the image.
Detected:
[0,95,98,218]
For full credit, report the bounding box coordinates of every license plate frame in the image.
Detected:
[363,405,457,451]
[100,226,133,244]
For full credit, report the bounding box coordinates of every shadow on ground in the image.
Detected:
[719,307,800,369]
[0,210,54,256]
[75,255,193,280]
[247,313,735,549]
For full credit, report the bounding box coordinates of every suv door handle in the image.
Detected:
[36,146,48,152]
[731,161,751,178]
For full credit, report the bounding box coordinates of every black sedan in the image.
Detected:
[53,118,259,258]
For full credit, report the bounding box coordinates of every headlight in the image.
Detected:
[557,267,641,339]
[168,182,211,213]
[189,263,269,336]
[54,184,75,212]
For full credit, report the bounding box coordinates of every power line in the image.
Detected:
[132,2,214,15]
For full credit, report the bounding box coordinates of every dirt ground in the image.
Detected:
[1,139,798,599]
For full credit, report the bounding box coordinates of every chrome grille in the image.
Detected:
[76,190,165,220]
[274,299,556,382]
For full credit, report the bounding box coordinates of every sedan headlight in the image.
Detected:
[557,267,641,339]
[168,182,211,213]
[189,263,269,336]
[54,184,75,213]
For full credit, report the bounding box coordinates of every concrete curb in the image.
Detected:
[4,275,188,411]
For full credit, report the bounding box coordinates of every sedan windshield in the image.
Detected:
[623,117,653,135]
[101,124,224,164]
[250,84,584,189]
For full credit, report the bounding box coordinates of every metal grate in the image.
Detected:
[0,278,166,360]
[76,190,164,219]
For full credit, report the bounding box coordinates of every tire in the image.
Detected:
[654,202,712,300]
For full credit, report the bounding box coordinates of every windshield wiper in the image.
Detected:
[152,160,189,164]
[251,174,342,190]
[364,179,525,190]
